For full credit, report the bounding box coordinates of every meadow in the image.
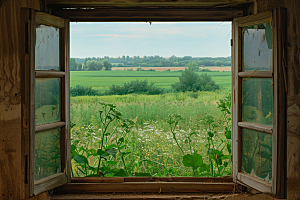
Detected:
[68,69,232,177]
[70,70,231,93]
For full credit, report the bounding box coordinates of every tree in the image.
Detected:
[103,59,113,70]
[171,69,220,92]
[186,62,199,71]
[70,58,78,71]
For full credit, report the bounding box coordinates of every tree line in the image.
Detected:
[71,55,231,71]
[70,58,112,71]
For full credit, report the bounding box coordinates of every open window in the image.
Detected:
[21,5,287,199]
[232,8,287,198]
[22,9,70,197]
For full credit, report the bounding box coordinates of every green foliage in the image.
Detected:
[106,79,164,95]
[70,94,232,177]
[86,60,103,71]
[172,69,220,92]
[186,62,199,71]
[70,85,99,96]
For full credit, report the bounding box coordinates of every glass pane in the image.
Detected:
[35,78,61,125]
[35,128,61,181]
[242,129,272,182]
[35,25,61,70]
[242,22,272,71]
[242,78,273,126]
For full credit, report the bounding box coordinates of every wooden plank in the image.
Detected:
[238,122,273,134]
[231,18,239,183]
[238,71,273,78]
[20,8,31,199]
[53,8,244,22]
[35,70,65,78]
[45,0,253,7]
[29,9,36,197]
[236,11,272,27]
[36,12,65,28]
[237,172,271,193]
[34,172,68,195]
[72,177,233,183]
[56,182,234,193]
[64,19,72,183]
[35,121,66,132]
[272,7,287,199]
[72,177,125,183]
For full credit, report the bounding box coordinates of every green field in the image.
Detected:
[70,71,231,93]
[69,70,232,178]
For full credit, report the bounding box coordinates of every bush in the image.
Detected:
[105,80,164,95]
[171,69,220,92]
[70,85,99,96]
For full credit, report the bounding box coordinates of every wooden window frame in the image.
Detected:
[21,9,70,198]
[21,5,286,199]
[232,8,287,199]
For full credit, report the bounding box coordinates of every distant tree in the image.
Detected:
[70,58,78,71]
[103,59,113,70]
[171,69,219,92]
[186,62,199,71]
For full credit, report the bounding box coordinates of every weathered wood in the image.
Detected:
[71,177,233,183]
[56,182,235,193]
[236,11,272,27]
[237,172,271,193]
[238,122,273,134]
[46,0,253,7]
[72,177,125,183]
[35,121,66,132]
[64,19,72,183]
[238,71,273,78]
[35,71,65,78]
[272,7,287,199]
[34,172,68,195]
[53,8,244,22]
[36,12,65,28]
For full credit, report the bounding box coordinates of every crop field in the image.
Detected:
[111,66,231,71]
[68,69,232,178]
[70,70,231,93]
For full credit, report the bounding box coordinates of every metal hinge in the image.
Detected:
[230,39,233,46]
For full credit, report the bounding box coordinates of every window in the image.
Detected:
[22,9,70,197]
[22,7,286,199]
[232,8,287,198]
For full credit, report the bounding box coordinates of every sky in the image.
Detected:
[70,22,232,58]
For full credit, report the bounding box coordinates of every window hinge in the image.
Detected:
[230,39,233,46]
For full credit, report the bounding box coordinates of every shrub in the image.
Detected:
[105,79,164,95]
[70,85,99,96]
[171,69,220,92]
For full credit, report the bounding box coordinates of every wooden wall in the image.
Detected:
[255,0,300,199]
[0,0,49,199]
[0,0,299,199]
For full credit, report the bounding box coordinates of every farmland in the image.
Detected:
[69,69,232,178]
[70,70,231,93]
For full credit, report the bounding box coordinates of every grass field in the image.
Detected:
[70,70,231,93]
[69,70,232,178]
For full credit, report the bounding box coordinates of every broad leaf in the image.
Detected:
[73,155,89,165]
[182,154,203,168]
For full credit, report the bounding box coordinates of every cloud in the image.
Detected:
[84,34,144,38]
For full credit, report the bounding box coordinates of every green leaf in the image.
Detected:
[107,144,118,149]
[207,131,214,137]
[118,137,124,144]
[105,147,117,158]
[73,155,89,165]
[97,149,106,156]
[86,149,98,156]
[225,129,231,139]
[112,169,128,177]
[106,161,118,165]
[78,146,85,152]
[135,172,151,177]
[182,154,203,168]
[227,144,231,154]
